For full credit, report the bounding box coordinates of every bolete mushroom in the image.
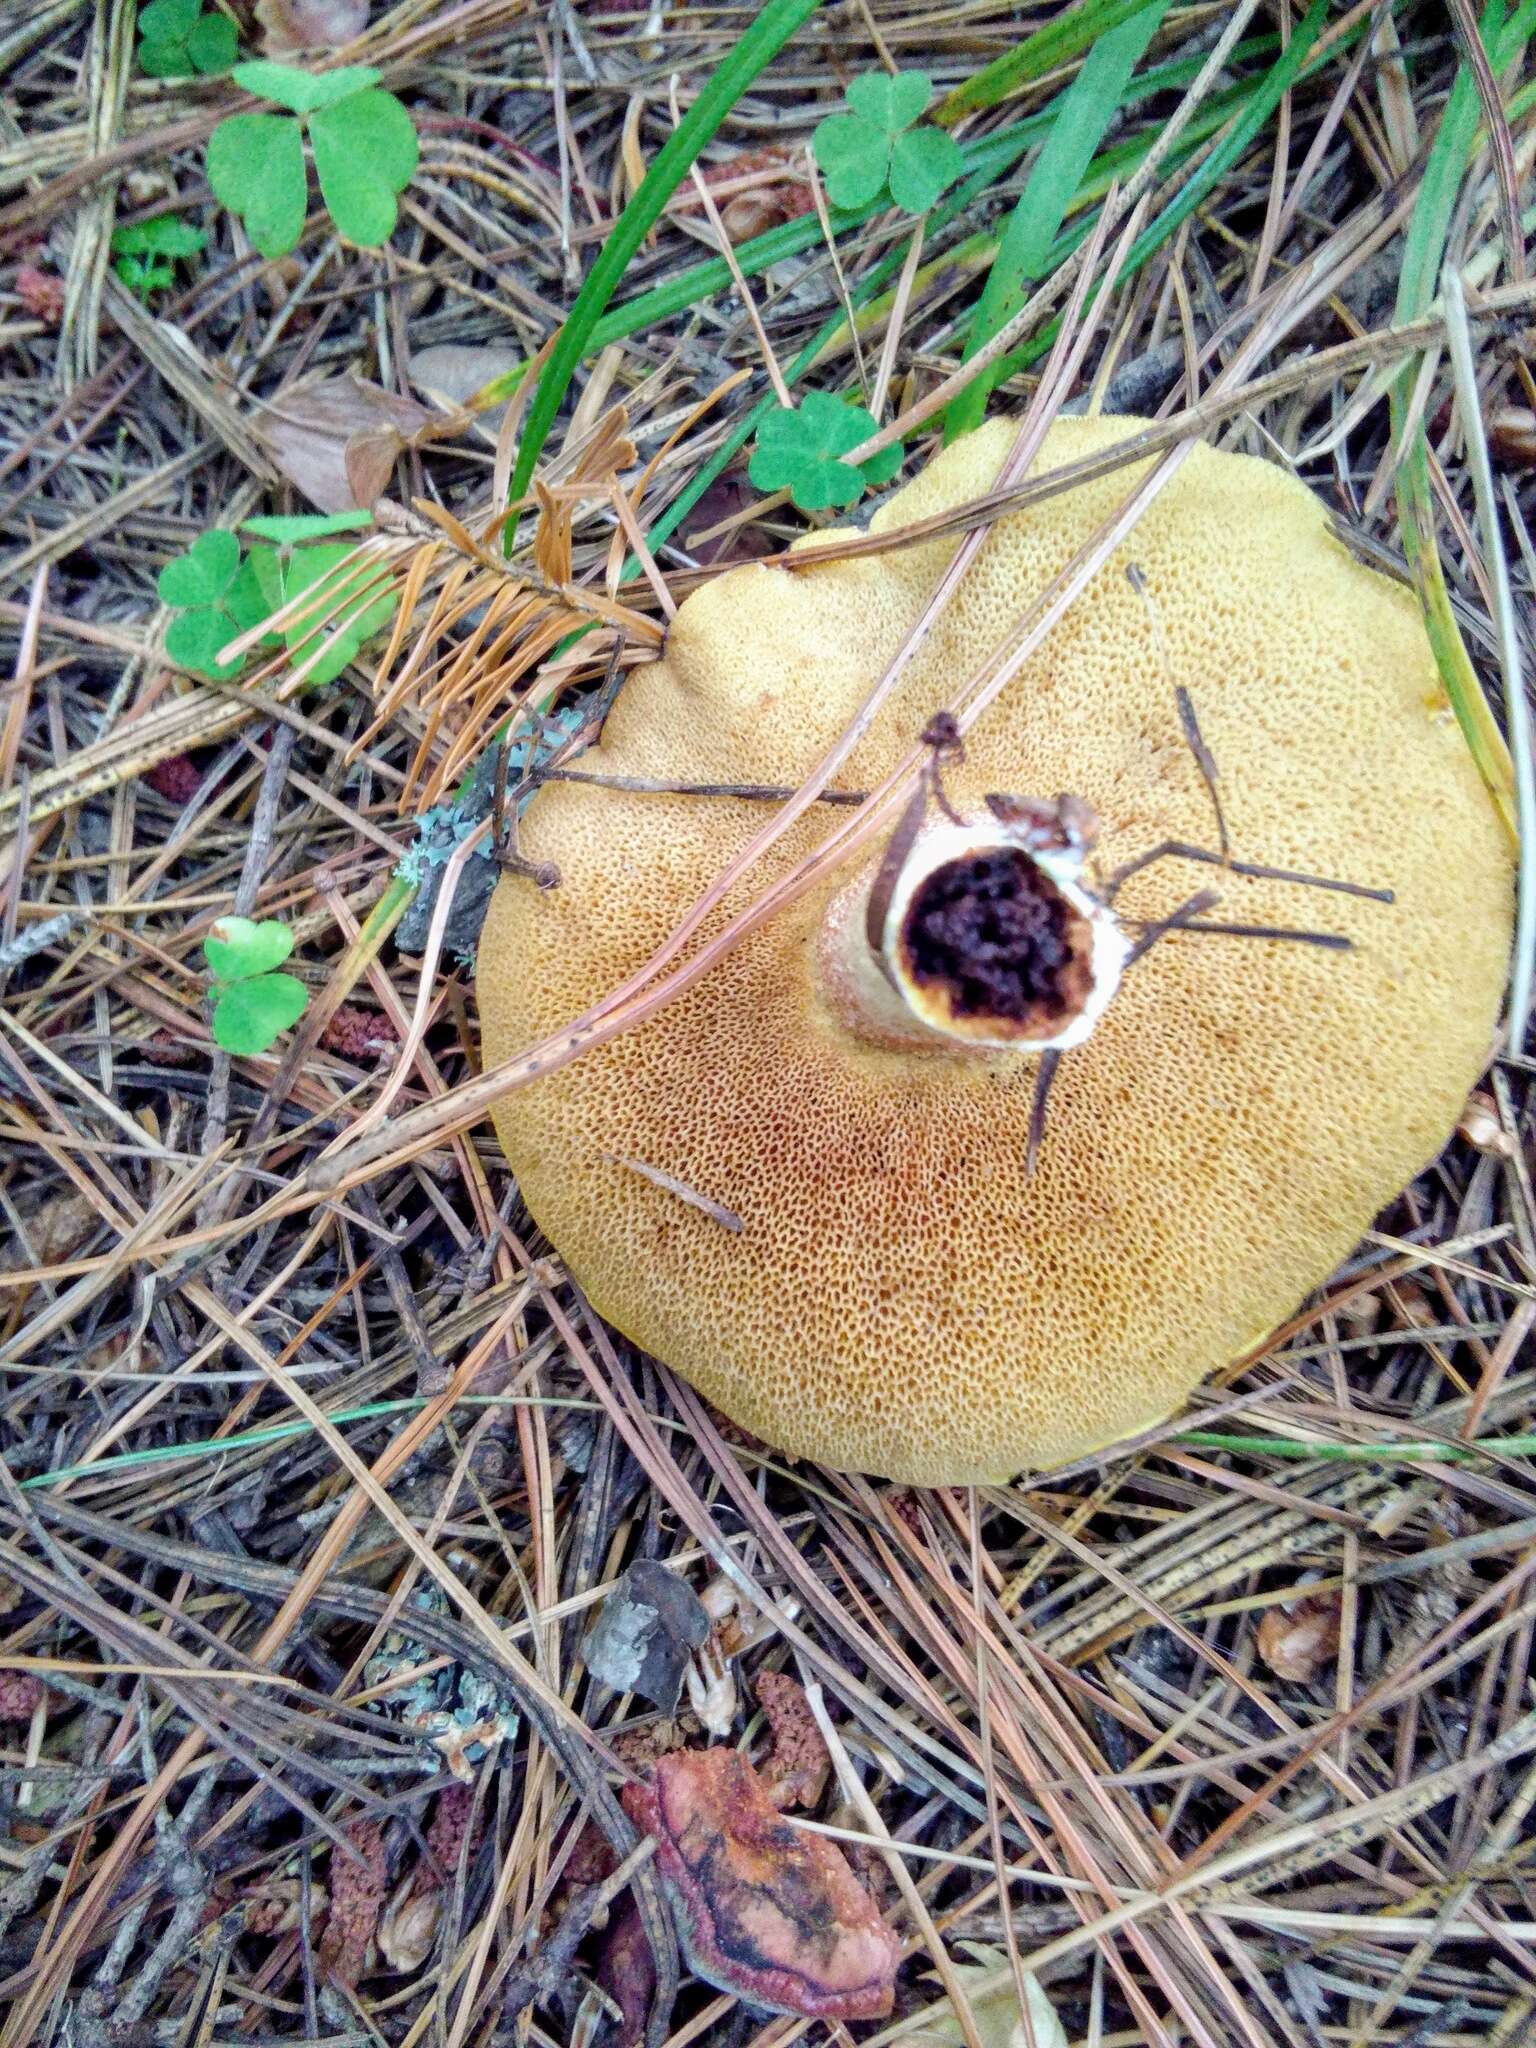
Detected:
[478,416,1511,1485]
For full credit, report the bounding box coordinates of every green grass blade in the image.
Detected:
[946,0,1170,441]
[934,0,1174,126]
[506,0,823,506]
[1174,1431,1536,1464]
[1388,0,1532,833]
[966,0,1332,409]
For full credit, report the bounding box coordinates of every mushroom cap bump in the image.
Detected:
[477,416,1511,1487]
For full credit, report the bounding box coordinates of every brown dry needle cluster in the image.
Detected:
[479,416,1512,1484]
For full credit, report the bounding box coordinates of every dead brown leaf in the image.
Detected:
[256,377,442,514]
[1257,1588,1344,1682]
[255,0,369,53]
[410,343,525,442]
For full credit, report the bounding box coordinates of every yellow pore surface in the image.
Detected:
[477,416,1511,1486]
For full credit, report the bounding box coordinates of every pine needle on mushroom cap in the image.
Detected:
[477,416,1512,1487]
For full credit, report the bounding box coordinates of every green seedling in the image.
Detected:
[157,530,276,680]
[747,390,900,512]
[208,60,418,257]
[813,71,963,214]
[138,0,237,77]
[205,916,309,1055]
[158,514,391,684]
[111,214,207,298]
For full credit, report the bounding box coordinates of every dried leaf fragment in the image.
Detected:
[621,1746,898,2019]
[320,1819,387,1986]
[756,1672,830,1811]
[255,0,369,52]
[585,1559,710,1714]
[917,1944,1068,2048]
[376,1882,440,1973]
[1257,1589,1343,1682]
[596,1897,656,2048]
[256,376,439,514]
[675,145,813,241]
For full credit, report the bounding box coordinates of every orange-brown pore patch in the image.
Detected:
[621,1747,898,2019]
[898,847,1094,1037]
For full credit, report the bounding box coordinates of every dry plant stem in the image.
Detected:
[818,817,1124,1054]
[803,1682,984,2048]
[797,276,1536,580]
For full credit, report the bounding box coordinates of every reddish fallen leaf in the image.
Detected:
[596,1896,655,2048]
[319,1819,387,1987]
[0,1672,45,1720]
[1258,1590,1343,1682]
[621,1746,898,2020]
[142,753,205,804]
[320,1004,398,1060]
[16,265,65,326]
[756,1673,830,1811]
[255,0,369,51]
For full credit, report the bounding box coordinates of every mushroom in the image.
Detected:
[477,415,1511,1486]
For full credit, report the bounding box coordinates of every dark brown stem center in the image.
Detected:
[899,849,1088,1026]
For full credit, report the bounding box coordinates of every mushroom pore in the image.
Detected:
[476,416,1512,1486]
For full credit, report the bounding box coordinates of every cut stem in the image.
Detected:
[817,820,1127,1053]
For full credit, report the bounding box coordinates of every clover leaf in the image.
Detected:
[244,536,394,686]
[747,391,902,512]
[310,88,419,247]
[241,510,373,543]
[813,69,963,215]
[158,531,278,680]
[232,60,382,113]
[205,916,308,1055]
[207,113,308,259]
[205,914,294,981]
[111,214,206,299]
[159,520,388,685]
[138,0,237,78]
[207,61,418,258]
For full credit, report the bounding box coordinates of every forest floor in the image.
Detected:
[1,2,1535,2044]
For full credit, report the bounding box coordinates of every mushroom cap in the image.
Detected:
[477,416,1511,1486]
